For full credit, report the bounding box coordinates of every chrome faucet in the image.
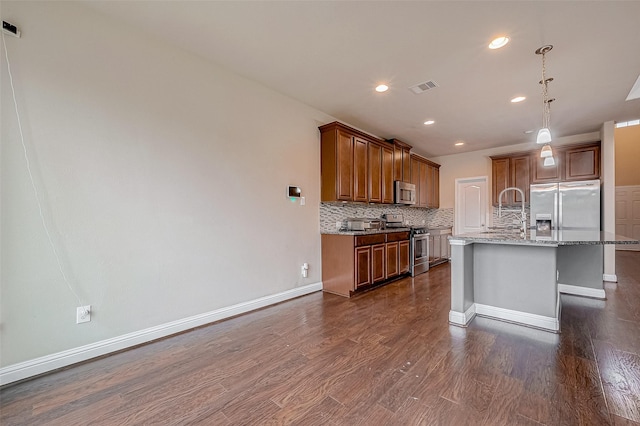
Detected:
[498,187,527,234]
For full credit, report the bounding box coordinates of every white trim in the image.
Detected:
[0,282,322,386]
[449,239,472,246]
[449,304,476,326]
[475,303,559,332]
[603,274,618,283]
[558,283,606,299]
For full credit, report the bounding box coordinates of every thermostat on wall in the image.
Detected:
[287,186,302,198]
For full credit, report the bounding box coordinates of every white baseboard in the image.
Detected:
[558,283,606,299]
[449,304,476,326]
[0,282,322,386]
[603,274,618,283]
[475,303,559,332]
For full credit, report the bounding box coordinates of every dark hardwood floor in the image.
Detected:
[2,251,639,425]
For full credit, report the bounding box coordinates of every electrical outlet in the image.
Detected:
[76,305,91,324]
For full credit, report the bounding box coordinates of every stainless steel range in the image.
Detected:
[410,227,430,277]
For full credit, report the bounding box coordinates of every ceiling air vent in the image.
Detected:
[409,80,438,94]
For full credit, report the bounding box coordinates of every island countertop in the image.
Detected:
[449,230,639,247]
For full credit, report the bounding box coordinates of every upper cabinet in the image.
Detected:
[320,122,440,207]
[491,141,601,205]
[491,154,530,206]
[388,138,412,182]
[410,154,440,208]
[564,144,600,181]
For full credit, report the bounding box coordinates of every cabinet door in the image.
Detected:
[410,157,421,204]
[402,148,411,183]
[368,142,382,203]
[386,242,399,278]
[492,158,510,205]
[426,164,440,208]
[419,161,428,208]
[355,246,371,288]
[354,137,369,202]
[564,145,600,181]
[399,240,410,274]
[382,146,394,204]
[394,145,404,181]
[371,244,386,283]
[532,153,561,183]
[433,235,441,262]
[511,155,530,204]
[428,235,435,263]
[336,130,354,200]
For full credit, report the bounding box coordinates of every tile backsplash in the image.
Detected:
[492,206,531,228]
[319,202,454,233]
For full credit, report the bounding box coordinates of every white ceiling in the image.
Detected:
[83,1,640,157]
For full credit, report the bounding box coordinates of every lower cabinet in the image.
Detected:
[322,232,410,297]
[428,228,452,267]
[399,240,410,274]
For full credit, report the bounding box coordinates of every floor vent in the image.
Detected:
[409,80,439,94]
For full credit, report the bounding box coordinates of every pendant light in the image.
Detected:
[540,144,553,158]
[543,157,556,167]
[535,45,555,144]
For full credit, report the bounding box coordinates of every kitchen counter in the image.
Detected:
[448,230,638,332]
[449,229,639,246]
[322,227,411,236]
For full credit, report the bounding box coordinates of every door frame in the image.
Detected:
[454,176,489,235]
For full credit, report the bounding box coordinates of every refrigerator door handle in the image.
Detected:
[556,191,561,230]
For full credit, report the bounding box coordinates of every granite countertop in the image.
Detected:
[322,227,411,236]
[449,229,640,246]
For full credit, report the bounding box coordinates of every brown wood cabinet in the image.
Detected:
[320,122,440,206]
[399,240,410,274]
[321,122,399,204]
[531,154,561,183]
[321,231,410,297]
[372,243,386,284]
[426,163,440,208]
[355,246,371,288]
[491,154,530,206]
[368,142,383,203]
[382,145,394,204]
[410,154,440,208]
[353,137,368,202]
[491,141,601,205]
[385,242,398,278]
[389,139,412,182]
[564,144,600,181]
[369,142,394,204]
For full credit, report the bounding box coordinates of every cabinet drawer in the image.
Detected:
[386,231,410,242]
[355,234,386,246]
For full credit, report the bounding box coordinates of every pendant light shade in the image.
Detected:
[537,128,552,144]
[543,157,555,167]
[540,144,553,158]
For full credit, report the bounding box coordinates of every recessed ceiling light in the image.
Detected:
[455,142,465,146]
[524,130,534,134]
[511,96,526,103]
[375,84,389,93]
[489,36,510,50]
[423,120,435,125]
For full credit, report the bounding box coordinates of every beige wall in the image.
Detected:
[615,125,640,186]
[1,2,331,369]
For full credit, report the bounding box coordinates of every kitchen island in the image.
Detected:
[448,230,639,332]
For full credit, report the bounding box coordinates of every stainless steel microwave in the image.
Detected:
[394,181,416,205]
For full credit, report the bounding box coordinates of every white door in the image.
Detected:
[455,177,488,235]
[615,185,640,251]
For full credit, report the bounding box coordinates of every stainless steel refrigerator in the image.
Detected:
[530,179,601,231]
